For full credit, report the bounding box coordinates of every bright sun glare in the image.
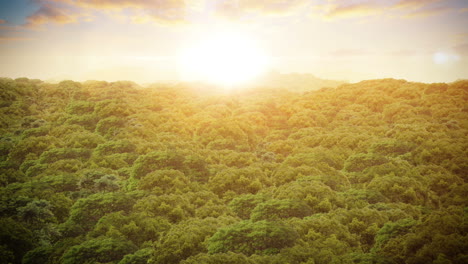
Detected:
[178,32,270,86]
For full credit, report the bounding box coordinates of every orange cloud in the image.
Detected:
[41,0,189,24]
[0,36,33,42]
[24,4,81,28]
[454,43,468,56]
[23,0,462,27]
[393,0,442,9]
[313,0,456,20]
[387,49,418,56]
[214,0,308,18]
[73,0,185,11]
[391,0,455,18]
[403,6,452,18]
[0,19,6,24]
[329,49,371,57]
[322,3,383,19]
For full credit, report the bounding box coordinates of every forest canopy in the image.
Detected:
[0,77,467,264]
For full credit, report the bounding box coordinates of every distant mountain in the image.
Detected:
[254,71,347,92]
[145,72,346,95]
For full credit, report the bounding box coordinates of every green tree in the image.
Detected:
[250,199,312,221]
[181,252,255,264]
[63,192,136,234]
[229,193,268,219]
[17,199,55,225]
[62,237,137,264]
[0,217,33,264]
[208,220,298,255]
[151,217,236,264]
[131,151,184,179]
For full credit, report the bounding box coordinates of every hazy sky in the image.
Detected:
[0,0,467,83]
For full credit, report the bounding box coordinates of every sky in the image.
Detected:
[0,0,467,84]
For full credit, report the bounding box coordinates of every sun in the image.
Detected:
[178,32,270,86]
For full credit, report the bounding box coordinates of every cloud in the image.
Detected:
[0,19,6,24]
[312,0,457,20]
[392,0,455,18]
[387,49,418,56]
[403,6,452,18]
[44,0,189,23]
[320,2,383,19]
[451,33,468,46]
[213,0,308,19]
[393,0,442,10]
[24,4,81,28]
[78,0,185,10]
[21,0,465,27]
[0,36,33,42]
[311,0,387,20]
[454,43,468,56]
[329,49,371,57]
[433,51,460,64]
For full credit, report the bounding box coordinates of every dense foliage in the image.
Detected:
[0,77,467,264]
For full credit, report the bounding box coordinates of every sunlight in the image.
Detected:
[433,52,460,65]
[178,32,270,86]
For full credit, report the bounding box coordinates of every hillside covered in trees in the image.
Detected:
[0,77,467,264]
